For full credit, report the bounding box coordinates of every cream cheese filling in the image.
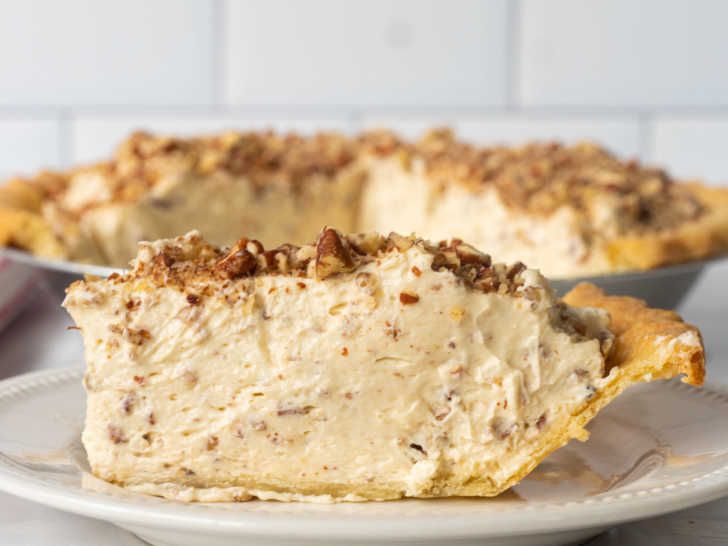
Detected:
[49,153,619,276]
[360,157,611,278]
[57,167,364,267]
[65,243,611,501]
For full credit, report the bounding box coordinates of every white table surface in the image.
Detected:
[1,263,727,546]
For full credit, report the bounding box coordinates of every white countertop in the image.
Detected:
[1,263,727,546]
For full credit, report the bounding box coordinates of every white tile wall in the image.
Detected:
[71,115,353,163]
[360,115,642,157]
[0,0,214,106]
[652,118,728,184]
[519,0,728,108]
[0,0,726,186]
[0,119,61,179]
[224,0,509,107]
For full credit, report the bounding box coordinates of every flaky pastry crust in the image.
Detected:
[606,184,728,271]
[0,178,68,258]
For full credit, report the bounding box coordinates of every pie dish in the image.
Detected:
[2,129,728,278]
[63,228,704,502]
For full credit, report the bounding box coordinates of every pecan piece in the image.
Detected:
[506,262,526,280]
[347,232,385,255]
[455,243,491,267]
[315,228,355,279]
[215,247,257,279]
[387,232,414,252]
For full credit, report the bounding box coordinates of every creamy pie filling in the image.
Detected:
[361,157,611,277]
[54,166,364,266]
[65,230,614,501]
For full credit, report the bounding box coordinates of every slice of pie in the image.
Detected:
[63,228,704,502]
[4,129,728,277]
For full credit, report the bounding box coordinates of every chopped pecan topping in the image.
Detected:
[347,232,386,255]
[116,228,608,381]
[506,262,527,280]
[215,243,257,279]
[315,227,355,279]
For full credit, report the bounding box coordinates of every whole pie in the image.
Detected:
[3,129,728,277]
[64,228,704,502]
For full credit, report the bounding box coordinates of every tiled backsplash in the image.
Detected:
[1,0,727,185]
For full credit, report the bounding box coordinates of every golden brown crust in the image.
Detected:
[563,283,704,385]
[0,178,67,258]
[606,183,728,271]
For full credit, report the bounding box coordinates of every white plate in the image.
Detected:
[1,369,728,546]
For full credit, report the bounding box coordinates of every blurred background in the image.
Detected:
[0,0,727,187]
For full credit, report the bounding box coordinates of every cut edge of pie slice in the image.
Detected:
[64,228,704,503]
[473,282,705,498]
